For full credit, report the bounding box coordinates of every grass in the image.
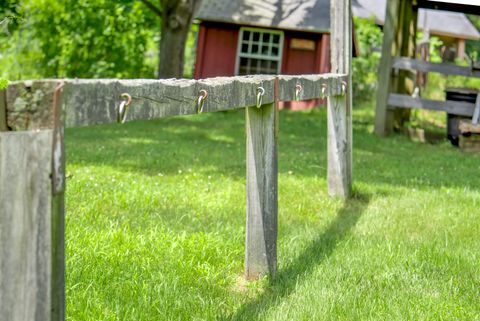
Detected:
[65,100,480,320]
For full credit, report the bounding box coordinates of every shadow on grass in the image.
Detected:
[223,192,370,321]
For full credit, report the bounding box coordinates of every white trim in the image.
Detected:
[235,27,284,75]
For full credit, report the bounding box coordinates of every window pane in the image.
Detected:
[237,29,283,75]
[262,33,270,43]
[272,34,280,44]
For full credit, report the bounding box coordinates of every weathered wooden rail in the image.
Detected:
[5,75,347,130]
[0,1,352,320]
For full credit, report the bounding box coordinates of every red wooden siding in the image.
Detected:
[194,22,332,109]
[194,23,239,79]
[280,31,329,109]
[282,31,324,74]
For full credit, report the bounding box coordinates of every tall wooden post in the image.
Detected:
[245,84,278,279]
[375,0,401,136]
[0,130,55,321]
[375,0,417,135]
[392,0,418,129]
[328,0,352,198]
[0,82,65,321]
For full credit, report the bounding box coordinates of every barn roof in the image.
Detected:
[352,0,480,40]
[196,0,331,33]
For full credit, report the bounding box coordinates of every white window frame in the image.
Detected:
[235,27,284,75]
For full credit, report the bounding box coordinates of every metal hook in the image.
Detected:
[341,81,348,96]
[321,83,328,98]
[117,93,132,124]
[197,89,208,113]
[256,87,265,108]
[294,84,303,101]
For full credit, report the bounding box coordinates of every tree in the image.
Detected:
[1,0,159,80]
[141,0,201,78]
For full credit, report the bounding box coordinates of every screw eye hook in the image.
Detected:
[256,87,265,108]
[341,81,348,96]
[117,93,132,124]
[197,89,208,113]
[294,84,303,101]
[321,84,328,98]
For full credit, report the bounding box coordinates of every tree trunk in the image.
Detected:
[158,0,200,78]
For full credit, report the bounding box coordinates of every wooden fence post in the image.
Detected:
[0,130,55,321]
[328,0,352,198]
[0,82,65,321]
[245,82,278,279]
[374,0,401,136]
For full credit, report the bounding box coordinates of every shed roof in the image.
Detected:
[352,0,480,40]
[196,0,331,33]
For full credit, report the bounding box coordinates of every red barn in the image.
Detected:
[193,0,339,109]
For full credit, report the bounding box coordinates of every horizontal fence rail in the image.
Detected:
[4,74,347,131]
[392,57,480,78]
[388,93,476,117]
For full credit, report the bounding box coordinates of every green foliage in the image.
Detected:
[1,0,159,79]
[466,15,480,61]
[0,78,8,89]
[352,17,383,100]
[65,103,480,320]
[428,36,444,63]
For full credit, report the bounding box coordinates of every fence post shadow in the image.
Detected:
[224,192,370,321]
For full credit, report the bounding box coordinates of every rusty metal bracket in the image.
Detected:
[0,88,7,132]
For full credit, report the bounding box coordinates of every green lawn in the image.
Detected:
[65,101,480,320]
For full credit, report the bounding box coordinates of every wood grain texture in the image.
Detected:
[277,74,347,102]
[327,95,350,198]
[245,102,278,279]
[6,75,347,130]
[51,193,65,321]
[0,130,53,321]
[328,0,352,198]
[374,0,400,136]
[62,77,276,127]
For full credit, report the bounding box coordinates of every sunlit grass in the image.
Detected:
[66,102,480,320]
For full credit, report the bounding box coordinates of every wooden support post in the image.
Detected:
[0,130,54,321]
[51,83,66,321]
[375,0,401,136]
[0,89,7,131]
[328,0,352,198]
[245,85,278,279]
[391,0,417,129]
[0,82,65,321]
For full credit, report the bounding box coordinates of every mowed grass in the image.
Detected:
[65,101,480,320]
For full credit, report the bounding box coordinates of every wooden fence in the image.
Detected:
[0,1,352,320]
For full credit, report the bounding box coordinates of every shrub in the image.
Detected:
[352,17,383,101]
